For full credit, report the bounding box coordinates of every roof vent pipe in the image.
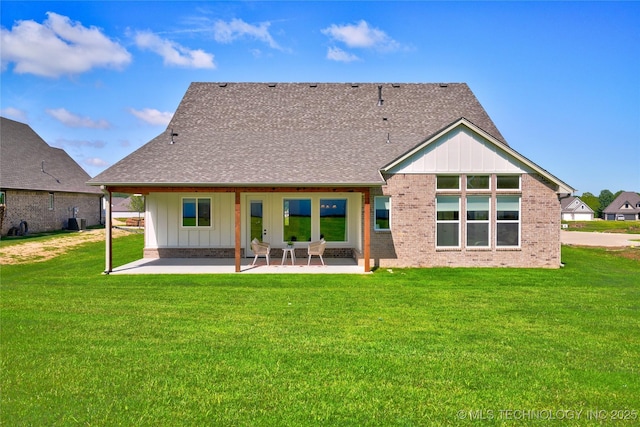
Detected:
[377,85,384,106]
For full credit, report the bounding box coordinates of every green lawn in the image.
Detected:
[1,233,639,425]
[563,220,640,234]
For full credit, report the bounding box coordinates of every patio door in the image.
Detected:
[247,199,267,256]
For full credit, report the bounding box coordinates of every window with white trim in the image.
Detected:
[320,199,347,242]
[497,175,520,190]
[436,196,460,247]
[466,196,490,247]
[496,196,520,247]
[48,192,54,210]
[437,175,460,190]
[466,175,490,190]
[182,197,211,227]
[374,196,391,231]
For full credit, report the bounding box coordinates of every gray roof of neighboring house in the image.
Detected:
[603,191,640,214]
[561,196,594,213]
[89,82,507,187]
[1,117,101,194]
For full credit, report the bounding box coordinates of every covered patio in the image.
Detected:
[110,257,365,275]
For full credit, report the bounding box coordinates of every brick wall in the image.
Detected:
[365,173,561,268]
[1,190,102,235]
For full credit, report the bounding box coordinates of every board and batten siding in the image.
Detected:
[145,192,235,249]
[390,127,528,174]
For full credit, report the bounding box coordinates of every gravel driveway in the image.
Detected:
[561,231,639,247]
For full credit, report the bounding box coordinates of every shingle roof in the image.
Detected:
[1,117,101,194]
[89,82,507,187]
[561,196,594,213]
[603,191,640,214]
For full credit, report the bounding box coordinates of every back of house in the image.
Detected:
[90,82,573,271]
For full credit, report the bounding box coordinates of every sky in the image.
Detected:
[1,1,638,195]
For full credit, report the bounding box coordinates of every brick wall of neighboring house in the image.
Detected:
[1,189,102,235]
[366,173,561,268]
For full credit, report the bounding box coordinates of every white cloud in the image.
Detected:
[0,12,131,78]
[84,157,110,167]
[213,18,282,50]
[129,108,173,126]
[46,108,110,129]
[134,31,215,69]
[326,47,360,63]
[0,107,28,122]
[322,20,400,51]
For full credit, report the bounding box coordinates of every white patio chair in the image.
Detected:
[251,238,271,266]
[307,239,326,266]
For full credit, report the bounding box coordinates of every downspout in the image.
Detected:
[101,186,113,274]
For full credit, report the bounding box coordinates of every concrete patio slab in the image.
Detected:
[109,258,367,274]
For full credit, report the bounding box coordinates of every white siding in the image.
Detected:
[146,192,234,248]
[390,127,529,174]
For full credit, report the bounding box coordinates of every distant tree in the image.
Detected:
[613,190,624,199]
[597,189,614,218]
[128,195,145,219]
[580,193,600,214]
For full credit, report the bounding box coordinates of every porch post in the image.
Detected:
[102,186,112,274]
[363,189,371,273]
[235,190,241,272]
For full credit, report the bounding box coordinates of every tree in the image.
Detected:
[580,192,600,214]
[128,195,145,220]
[597,189,614,219]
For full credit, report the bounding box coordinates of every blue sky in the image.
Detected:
[1,1,638,195]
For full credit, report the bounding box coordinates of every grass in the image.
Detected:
[1,234,639,425]
[563,220,640,234]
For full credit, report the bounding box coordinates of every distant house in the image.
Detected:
[0,117,103,235]
[108,196,138,219]
[89,82,574,272]
[602,191,640,220]
[561,196,594,221]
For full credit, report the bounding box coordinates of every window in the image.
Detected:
[466,175,490,190]
[467,196,490,247]
[48,192,54,210]
[320,199,347,241]
[182,198,211,227]
[497,175,520,190]
[283,199,311,242]
[436,196,460,247]
[0,191,6,204]
[374,196,391,231]
[437,175,460,190]
[496,196,520,246]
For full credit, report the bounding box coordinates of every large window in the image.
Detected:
[320,199,347,241]
[466,196,490,247]
[283,199,311,242]
[374,196,391,231]
[182,198,211,227]
[496,196,520,247]
[436,196,460,247]
[466,175,490,190]
[497,175,520,190]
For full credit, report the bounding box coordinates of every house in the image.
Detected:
[89,83,574,272]
[561,196,594,221]
[602,191,640,221]
[0,117,103,235]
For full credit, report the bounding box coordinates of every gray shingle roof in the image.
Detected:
[89,82,506,187]
[1,117,101,194]
[603,191,640,214]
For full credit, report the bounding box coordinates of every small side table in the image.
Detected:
[282,247,296,265]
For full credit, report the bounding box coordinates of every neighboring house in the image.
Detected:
[602,191,640,221]
[89,83,574,272]
[561,196,594,221]
[108,196,139,219]
[0,117,103,235]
